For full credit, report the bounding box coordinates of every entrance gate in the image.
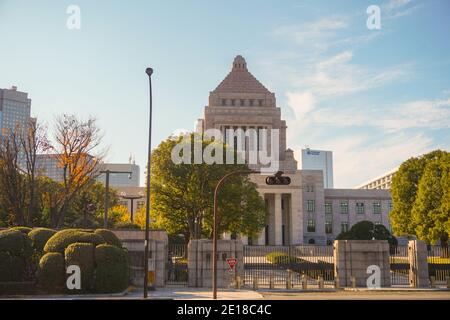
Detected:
[389,246,410,286]
[243,245,334,288]
[166,244,188,286]
[428,245,450,285]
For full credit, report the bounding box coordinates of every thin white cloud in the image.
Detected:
[292,50,412,98]
[272,17,347,47]
[308,98,450,132]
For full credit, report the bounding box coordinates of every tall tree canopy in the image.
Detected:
[150,133,267,242]
[390,150,450,245]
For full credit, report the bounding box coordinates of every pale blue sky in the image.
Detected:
[0,0,449,187]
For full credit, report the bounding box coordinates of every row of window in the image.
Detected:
[307,219,382,234]
[305,200,388,214]
[221,98,264,107]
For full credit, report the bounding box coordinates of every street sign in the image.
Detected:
[226,258,238,270]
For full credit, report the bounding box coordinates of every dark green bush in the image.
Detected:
[0,229,33,258]
[336,220,398,248]
[37,252,65,292]
[28,228,57,253]
[10,226,33,234]
[94,229,122,248]
[44,229,106,254]
[94,244,129,293]
[0,251,26,282]
[65,243,95,292]
[114,221,141,230]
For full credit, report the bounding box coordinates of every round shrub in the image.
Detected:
[37,252,65,292]
[0,251,26,282]
[28,228,57,253]
[10,226,33,234]
[94,229,122,248]
[44,229,106,254]
[0,229,33,258]
[94,244,129,293]
[64,243,95,292]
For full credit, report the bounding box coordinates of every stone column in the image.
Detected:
[274,193,282,245]
[408,240,429,288]
[290,191,302,245]
[257,228,265,245]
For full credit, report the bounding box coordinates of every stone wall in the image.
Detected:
[334,240,391,287]
[188,239,244,288]
[116,230,168,288]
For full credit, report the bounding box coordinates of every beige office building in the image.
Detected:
[196,56,393,245]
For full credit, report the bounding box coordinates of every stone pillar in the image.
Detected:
[240,235,248,245]
[274,193,282,245]
[290,191,302,245]
[408,240,429,288]
[222,232,231,240]
[334,240,391,288]
[188,239,244,288]
[257,228,265,245]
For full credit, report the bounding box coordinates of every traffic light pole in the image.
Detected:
[212,169,290,299]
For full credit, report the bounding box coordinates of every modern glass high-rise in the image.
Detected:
[301,148,334,188]
[0,86,31,137]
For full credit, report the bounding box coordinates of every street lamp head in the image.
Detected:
[145,67,153,76]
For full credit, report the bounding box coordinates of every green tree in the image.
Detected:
[336,220,398,248]
[150,133,267,243]
[411,154,450,245]
[390,150,450,245]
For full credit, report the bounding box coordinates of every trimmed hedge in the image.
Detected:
[44,229,106,254]
[0,251,26,282]
[94,229,122,248]
[0,229,33,258]
[64,243,95,292]
[10,226,33,234]
[28,228,57,253]
[266,252,302,264]
[94,244,129,293]
[37,252,65,292]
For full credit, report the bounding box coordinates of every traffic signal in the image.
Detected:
[265,171,291,185]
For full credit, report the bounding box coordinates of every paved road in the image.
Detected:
[260,290,450,300]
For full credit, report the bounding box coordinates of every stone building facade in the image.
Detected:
[196,55,392,245]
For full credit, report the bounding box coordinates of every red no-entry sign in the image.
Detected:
[226,258,238,270]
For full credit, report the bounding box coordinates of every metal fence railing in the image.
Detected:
[243,245,334,288]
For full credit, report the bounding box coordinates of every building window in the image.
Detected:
[356,202,365,214]
[307,219,316,232]
[258,99,263,106]
[221,99,227,106]
[308,239,315,244]
[307,200,315,212]
[231,99,235,106]
[340,201,348,214]
[240,99,245,106]
[325,220,333,234]
[325,203,332,214]
[341,222,349,233]
[373,202,381,214]
[388,201,393,212]
[249,99,254,106]
[306,185,314,192]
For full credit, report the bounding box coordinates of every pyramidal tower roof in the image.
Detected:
[212,55,272,94]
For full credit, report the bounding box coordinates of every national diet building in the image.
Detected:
[196,56,392,246]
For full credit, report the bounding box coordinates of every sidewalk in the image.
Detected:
[127,287,264,300]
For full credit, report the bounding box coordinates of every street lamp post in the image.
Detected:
[143,67,154,299]
[120,193,144,221]
[100,169,132,228]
